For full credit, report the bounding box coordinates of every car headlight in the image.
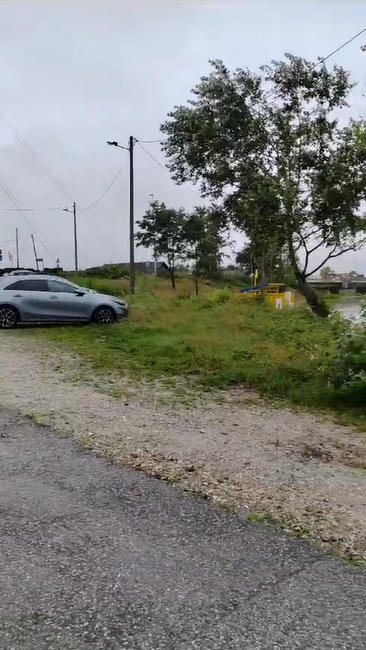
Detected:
[112,299,128,308]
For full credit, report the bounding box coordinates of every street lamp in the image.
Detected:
[106,140,126,150]
[148,194,157,275]
[107,137,135,294]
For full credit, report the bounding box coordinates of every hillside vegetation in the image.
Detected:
[27,274,366,427]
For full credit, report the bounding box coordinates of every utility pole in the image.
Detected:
[31,234,37,270]
[63,203,78,273]
[73,202,78,273]
[15,228,19,268]
[129,135,135,294]
[107,136,136,294]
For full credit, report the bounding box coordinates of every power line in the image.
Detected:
[136,27,366,149]
[0,111,122,256]
[3,207,66,212]
[136,141,202,198]
[2,203,121,258]
[0,176,54,255]
[139,28,366,212]
[264,27,366,102]
[80,212,121,258]
[82,165,125,210]
[0,112,73,202]
[317,26,366,67]
[136,138,167,144]
[79,159,129,257]
[0,176,56,259]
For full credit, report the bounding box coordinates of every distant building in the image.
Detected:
[317,270,365,282]
[121,261,169,275]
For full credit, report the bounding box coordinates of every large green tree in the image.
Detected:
[135,200,186,289]
[160,55,366,315]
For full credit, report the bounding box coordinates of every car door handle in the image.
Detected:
[50,296,59,300]
[13,294,23,298]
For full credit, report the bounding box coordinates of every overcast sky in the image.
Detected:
[0,0,365,271]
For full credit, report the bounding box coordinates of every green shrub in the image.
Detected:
[82,264,129,279]
[208,288,232,304]
[320,305,366,405]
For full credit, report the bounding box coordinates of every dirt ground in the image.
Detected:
[1,334,365,561]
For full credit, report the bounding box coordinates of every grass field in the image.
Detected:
[64,272,249,298]
[24,274,366,427]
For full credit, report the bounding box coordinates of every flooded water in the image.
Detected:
[335,299,364,324]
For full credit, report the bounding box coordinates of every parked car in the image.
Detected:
[0,275,129,328]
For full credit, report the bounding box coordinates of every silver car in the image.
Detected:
[0,275,129,328]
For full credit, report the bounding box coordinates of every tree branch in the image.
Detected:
[305,246,337,278]
[307,238,328,256]
[305,237,366,278]
[327,237,366,259]
[293,226,324,253]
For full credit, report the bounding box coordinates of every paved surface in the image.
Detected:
[0,411,365,649]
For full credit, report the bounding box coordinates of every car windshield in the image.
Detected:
[64,280,94,293]
[57,279,82,290]
[50,278,93,292]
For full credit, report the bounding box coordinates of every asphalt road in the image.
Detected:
[0,411,365,649]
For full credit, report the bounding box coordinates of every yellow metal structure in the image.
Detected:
[239,283,285,298]
[238,284,294,308]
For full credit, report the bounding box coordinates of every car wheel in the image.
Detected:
[92,306,116,325]
[0,305,19,329]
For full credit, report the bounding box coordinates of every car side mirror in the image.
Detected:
[74,290,85,296]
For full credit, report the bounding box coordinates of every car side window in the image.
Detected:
[4,279,49,292]
[47,280,77,294]
[3,280,24,291]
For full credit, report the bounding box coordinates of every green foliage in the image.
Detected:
[217,272,250,289]
[67,275,128,298]
[136,200,227,292]
[206,288,232,305]
[235,246,252,275]
[235,242,292,282]
[351,117,366,153]
[135,200,187,289]
[76,264,129,279]
[321,306,366,405]
[161,54,366,315]
[183,206,227,293]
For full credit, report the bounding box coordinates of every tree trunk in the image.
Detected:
[194,249,199,296]
[194,270,199,296]
[169,267,176,290]
[287,232,329,317]
[296,273,329,317]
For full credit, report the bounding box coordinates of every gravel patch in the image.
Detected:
[1,334,365,561]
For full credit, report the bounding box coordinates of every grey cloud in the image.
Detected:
[0,0,364,272]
